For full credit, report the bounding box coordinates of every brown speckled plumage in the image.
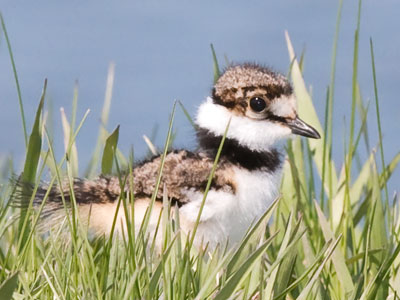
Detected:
[131,150,236,202]
[31,150,238,208]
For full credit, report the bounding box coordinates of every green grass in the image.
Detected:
[1,2,400,299]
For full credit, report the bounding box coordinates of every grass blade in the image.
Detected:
[142,134,158,156]
[18,79,47,245]
[314,200,354,296]
[60,107,79,177]
[178,100,196,129]
[0,13,28,147]
[210,43,221,83]
[285,31,338,196]
[21,80,47,183]
[86,62,115,177]
[297,236,342,300]
[0,272,19,300]
[265,213,294,298]
[370,38,389,205]
[214,237,275,300]
[102,125,120,174]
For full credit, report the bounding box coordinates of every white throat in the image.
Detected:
[196,97,292,152]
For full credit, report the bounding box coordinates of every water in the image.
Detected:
[0,0,399,192]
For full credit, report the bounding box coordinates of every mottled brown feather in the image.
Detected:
[25,150,236,210]
[130,150,236,203]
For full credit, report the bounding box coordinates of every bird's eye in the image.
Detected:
[249,97,266,112]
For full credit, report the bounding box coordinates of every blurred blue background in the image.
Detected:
[0,1,399,192]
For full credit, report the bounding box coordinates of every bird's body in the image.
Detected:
[32,63,320,248]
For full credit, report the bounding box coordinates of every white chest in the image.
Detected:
[223,167,282,241]
[233,167,281,220]
[180,166,282,247]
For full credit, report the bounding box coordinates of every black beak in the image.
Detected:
[287,117,321,139]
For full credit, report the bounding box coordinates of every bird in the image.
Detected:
[28,63,320,248]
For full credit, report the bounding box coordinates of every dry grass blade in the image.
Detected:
[60,107,79,177]
[285,31,338,197]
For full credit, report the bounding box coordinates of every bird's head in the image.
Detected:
[196,63,320,152]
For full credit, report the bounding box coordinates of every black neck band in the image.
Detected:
[196,128,281,172]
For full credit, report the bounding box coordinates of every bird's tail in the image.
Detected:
[13,176,126,235]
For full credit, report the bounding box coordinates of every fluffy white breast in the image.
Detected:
[227,166,282,240]
[179,166,282,247]
[196,97,292,152]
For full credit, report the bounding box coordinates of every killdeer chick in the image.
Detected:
[32,63,320,248]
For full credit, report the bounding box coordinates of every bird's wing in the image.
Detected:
[17,150,234,210]
[130,150,235,204]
